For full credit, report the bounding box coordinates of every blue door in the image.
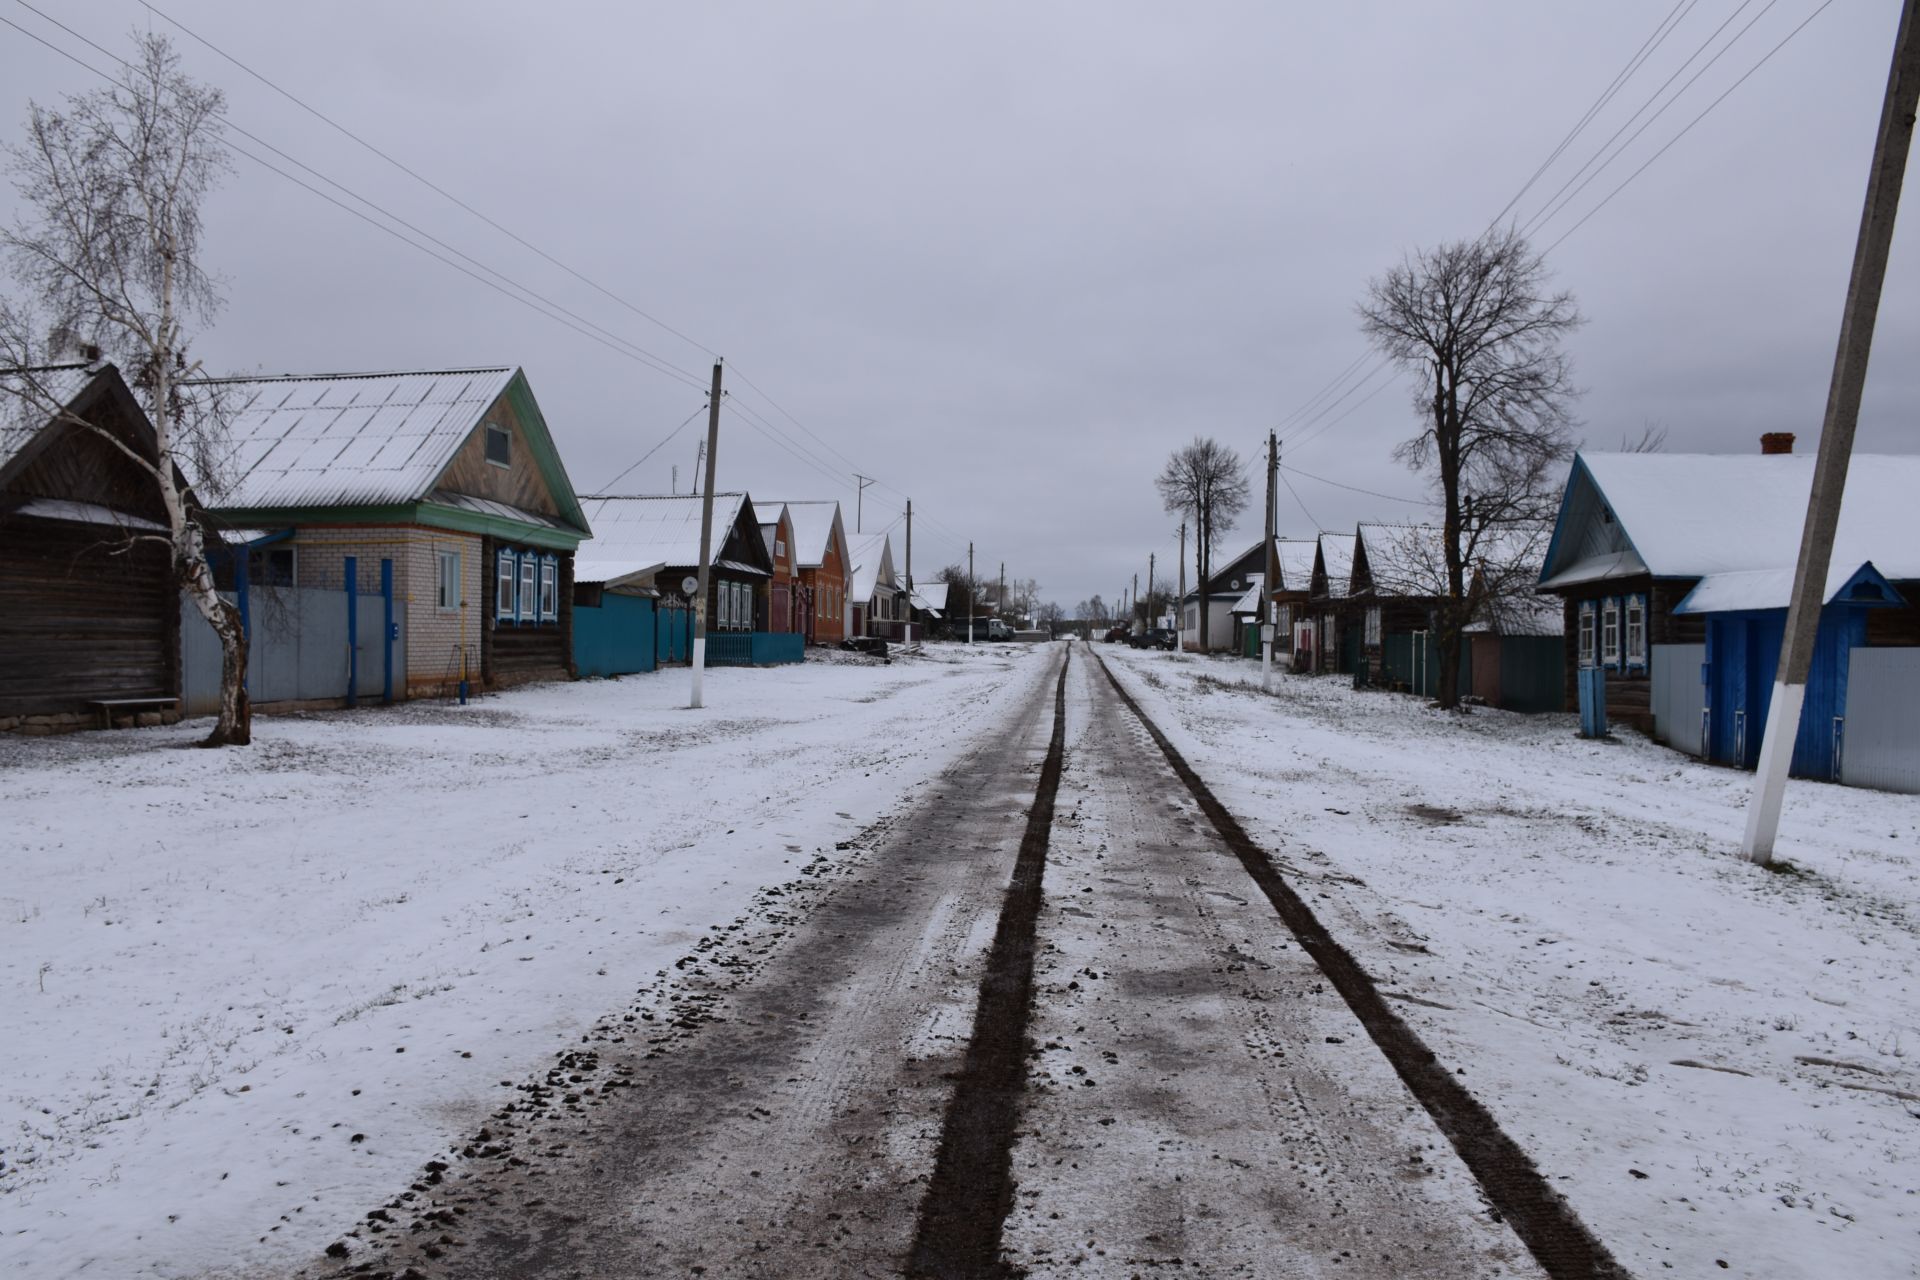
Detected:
[1705,608,1862,779]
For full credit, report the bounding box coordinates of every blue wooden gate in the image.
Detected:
[1577,666,1607,738]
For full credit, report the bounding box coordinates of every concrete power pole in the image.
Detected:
[690,360,724,709]
[1147,553,1155,628]
[999,562,1006,625]
[904,498,914,645]
[1263,430,1279,692]
[968,541,975,644]
[1178,521,1187,647]
[1132,573,1139,631]
[1744,1,1919,865]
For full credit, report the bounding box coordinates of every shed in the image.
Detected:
[0,364,183,732]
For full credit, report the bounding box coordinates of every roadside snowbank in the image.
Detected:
[1101,646,1919,1280]
[0,643,1041,1278]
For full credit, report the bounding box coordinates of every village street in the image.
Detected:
[6,639,1918,1280]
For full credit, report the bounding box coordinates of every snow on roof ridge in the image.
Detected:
[186,366,515,385]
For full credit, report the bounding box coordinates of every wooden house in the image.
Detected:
[1305,532,1357,675]
[1537,441,1920,785]
[765,499,851,643]
[1265,538,1318,663]
[758,503,804,633]
[184,367,590,697]
[1350,523,1452,691]
[1179,540,1268,653]
[574,492,773,637]
[848,532,902,639]
[0,364,183,733]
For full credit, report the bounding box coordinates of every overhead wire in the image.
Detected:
[1279,463,1432,507]
[596,402,709,492]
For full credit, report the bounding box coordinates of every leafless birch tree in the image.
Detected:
[1156,437,1248,651]
[1358,227,1581,709]
[0,33,249,744]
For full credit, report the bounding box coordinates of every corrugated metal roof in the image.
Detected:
[848,532,894,602]
[429,488,573,533]
[574,493,749,584]
[1275,539,1319,592]
[1357,523,1449,597]
[764,499,842,567]
[1316,533,1356,597]
[183,368,516,508]
[0,364,100,473]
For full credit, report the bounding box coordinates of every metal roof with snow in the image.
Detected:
[848,532,895,602]
[0,365,97,474]
[1228,574,1266,614]
[1356,523,1449,597]
[1314,533,1357,598]
[573,493,750,586]
[1538,451,1920,609]
[1274,539,1319,592]
[763,499,844,568]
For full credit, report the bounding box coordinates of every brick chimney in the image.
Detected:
[1761,432,1795,455]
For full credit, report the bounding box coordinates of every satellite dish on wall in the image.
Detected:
[681,575,700,595]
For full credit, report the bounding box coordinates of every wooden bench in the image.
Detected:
[88,697,179,730]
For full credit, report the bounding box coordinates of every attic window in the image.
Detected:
[1600,505,1614,525]
[484,423,511,468]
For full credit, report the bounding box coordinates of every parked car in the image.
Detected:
[1129,627,1177,650]
[1103,625,1131,643]
[984,619,1015,642]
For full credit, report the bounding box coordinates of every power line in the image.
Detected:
[597,402,709,491]
[1280,463,1432,507]
[137,0,722,368]
[1278,468,1322,532]
[1543,0,1838,254]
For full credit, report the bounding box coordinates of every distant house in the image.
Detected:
[909,580,949,636]
[1267,539,1319,662]
[1350,523,1452,692]
[187,367,591,697]
[575,492,773,635]
[1306,532,1358,674]
[0,364,183,733]
[1537,440,1920,788]
[766,499,851,644]
[1180,541,1267,653]
[759,503,803,633]
[847,532,901,639]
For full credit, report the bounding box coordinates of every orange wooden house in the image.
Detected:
[769,499,851,643]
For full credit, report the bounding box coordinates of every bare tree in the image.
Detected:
[0,34,248,744]
[1035,600,1066,634]
[1156,437,1248,651]
[1075,593,1108,624]
[1358,226,1581,709]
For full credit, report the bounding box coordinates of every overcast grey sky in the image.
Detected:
[3,2,1914,610]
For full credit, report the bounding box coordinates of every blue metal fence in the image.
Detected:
[706,631,804,667]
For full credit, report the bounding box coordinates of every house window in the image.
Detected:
[519,554,537,622]
[1278,604,1292,633]
[538,556,558,621]
[1625,594,1646,669]
[1578,600,1595,668]
[496,549,516,620]
[1601,597,1620,669]
[437,550,461,611]
[775,538,785,557]
[1365,606,1382,647]
[484,423,511,467]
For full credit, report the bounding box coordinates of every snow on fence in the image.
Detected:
[1650,643,1706,757]
[182,583,404,713]
[1840,647,1920,795]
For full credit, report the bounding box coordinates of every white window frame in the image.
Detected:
[496,549,516,621]
[1577,600,1595,668]
[1624,593,1646,670]
[519,554,537,623]
[437,549,461,611]
[1601,597,1621,669]
[539,556,559,621]
[1365,606,1382,647]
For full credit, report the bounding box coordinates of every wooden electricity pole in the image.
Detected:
[690,360,724,709]
[904,498,914,645]
[967,541,976,643]
[1147,553,1156,627]
[1178,521,1187,646]
[854,474,874,533]
[1744,0,1918,865]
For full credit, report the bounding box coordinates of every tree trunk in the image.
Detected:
[187,569,250,746]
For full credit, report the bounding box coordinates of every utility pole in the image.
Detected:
[1177,521,1187,647]
[854,474,874,533]
[1744,1,1918,865]
[690,361,724,709]
[1132,573,1140,631]
[671,464,677,495]
[904,498,914,645]
[692,439,705,495]
[967,541,975,643]
[1263,430,1279,692]
[1147,553,1155,628]
[999,562,1006,624]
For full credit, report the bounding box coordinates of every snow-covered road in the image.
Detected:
[1099,645,1920,1280]
[0,645,1042,1278]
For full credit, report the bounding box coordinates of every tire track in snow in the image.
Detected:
[1087,645,1632,1280]
[906,643,1072,1279]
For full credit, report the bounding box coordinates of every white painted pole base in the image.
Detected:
[690,637,707,709]
[1262,642,1273,692]
[1741,680,1805,864]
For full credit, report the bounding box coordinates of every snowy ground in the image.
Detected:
[0,643,1041,1279]
[1100,646,1920,1280]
